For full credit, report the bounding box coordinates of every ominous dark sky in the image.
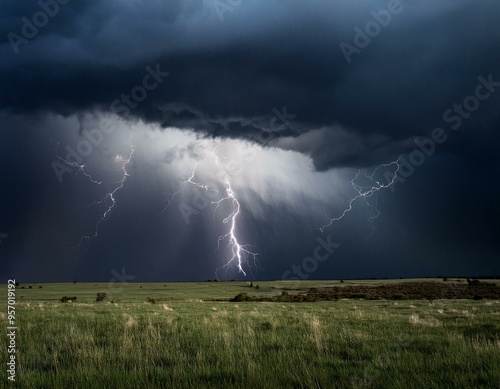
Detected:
[1,0,499,282]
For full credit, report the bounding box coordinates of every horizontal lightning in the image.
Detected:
[50,137,104,185]
[320,156,402,233]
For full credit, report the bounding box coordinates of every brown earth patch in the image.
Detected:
[228,281,500,302]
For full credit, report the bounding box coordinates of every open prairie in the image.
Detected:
[1,279,499,388]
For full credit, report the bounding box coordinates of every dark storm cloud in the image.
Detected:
[2,0,500,169]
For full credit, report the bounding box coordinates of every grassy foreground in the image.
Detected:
[1,280,499,388]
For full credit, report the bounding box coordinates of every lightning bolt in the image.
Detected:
[320,156,403,234]
[212,182,259,277]
[78,139,135,247]
[157,161,219,216]
[210,146,259,277]
[159,142,258,276]
[48,130,136,250]
[49,137,103,184]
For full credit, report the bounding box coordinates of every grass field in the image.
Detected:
[1,279,499,388]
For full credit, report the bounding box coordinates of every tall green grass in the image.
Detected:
[0,282,499,388]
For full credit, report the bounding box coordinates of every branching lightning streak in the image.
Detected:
[159,143,258,276]
[78,140,135,247]
[320,156,403,233]
[211,150,258,276]
[48,131,135,249]
[50,137,103,184]
[157,161,218,216]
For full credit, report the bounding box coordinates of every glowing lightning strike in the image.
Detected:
[78,141,135,247]
[48,130,136,250]
[211,148,259,277]
[159,143,258,276]
[49,137,103,184]
[319,156,403,234]
[157,161,218,216]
